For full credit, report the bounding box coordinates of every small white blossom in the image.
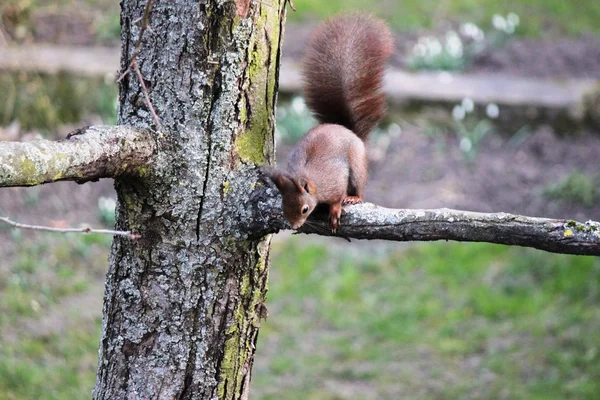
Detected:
[291,97,306,114]
[452,105,466,121]
[461,97,475,113]
[98,196,116,213]
[507,13,520,27]
[460,22,478,37]
[492,14,507,31]
[387,123,402,137]
[460,22,485,42]
[459,137,473,153]
[486,103,500,119]
[414,42,427,57]
[445,31,463,58]
[426,37,443,56]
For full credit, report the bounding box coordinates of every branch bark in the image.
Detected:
[0,125,156,187]
[250,189,600,256]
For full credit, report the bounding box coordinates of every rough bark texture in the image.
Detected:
[248,192,600,256]
[93,1,285,399]
[0,125,155,187]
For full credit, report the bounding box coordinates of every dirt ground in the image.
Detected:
[283,25,600,80]
[276,124,600,223]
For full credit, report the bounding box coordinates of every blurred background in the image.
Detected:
[1,0,600,399]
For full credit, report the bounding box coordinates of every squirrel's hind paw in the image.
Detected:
[328,203,342,232]
[343,196,363,205]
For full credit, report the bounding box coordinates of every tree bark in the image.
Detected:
[93,1,285,399]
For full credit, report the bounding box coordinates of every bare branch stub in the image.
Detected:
[0,125,156,187]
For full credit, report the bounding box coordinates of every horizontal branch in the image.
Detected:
[0,216,140,239]
[250,189,600,256]
[0,125,156,187]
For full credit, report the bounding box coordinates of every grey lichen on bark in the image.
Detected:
[0,125,155,187]
[93,0,286,399]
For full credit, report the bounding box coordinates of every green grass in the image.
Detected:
[289,0,600,36]
[0,71,117,133]
[0,318,101,400]
[253,239,600,399]
[0,232,110,399]
[0,232,109,326]
[544,170,600,207]
[1,233,599,399]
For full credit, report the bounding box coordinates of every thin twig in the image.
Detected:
[133,60,163,131]
[117,0,162,130]
[0,216,141,240]
[127,0,155,71]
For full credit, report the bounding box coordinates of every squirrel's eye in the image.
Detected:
[301,205,309,214]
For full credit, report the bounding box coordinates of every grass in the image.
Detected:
[1,232,599,399]
[0,319,101,400]
[0,71,117,133]
[253,239,600,399]
[0,232,110,400]
[544,170,600,208]
[288,0,600,36]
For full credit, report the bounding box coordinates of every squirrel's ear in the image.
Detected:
[263,168,294,193]
[296,177,316,194]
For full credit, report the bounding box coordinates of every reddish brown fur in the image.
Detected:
[267,14,391,231]
[302,13,392,140]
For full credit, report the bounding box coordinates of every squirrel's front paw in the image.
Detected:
[329,203,342,232]
[343,196,363,205]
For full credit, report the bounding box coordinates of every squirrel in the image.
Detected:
[266,13,392,232]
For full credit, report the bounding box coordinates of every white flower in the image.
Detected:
[460,22,478,37]
[461,97,475,113]
[459,137,472,153]
[445,31,463,58]
[413,42,427,57]
[507,13,520,27]
[492,14,507,31]
[426,37,442,57]
[387,123,402,137]
[291,97,306,114]
[486,103,500,119]
[98,196,116,214]
[452,105,466,121]
[460,22,485,42]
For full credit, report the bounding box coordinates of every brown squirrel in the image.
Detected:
[267,13,392,232]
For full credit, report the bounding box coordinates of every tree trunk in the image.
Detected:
[93,0,286,398]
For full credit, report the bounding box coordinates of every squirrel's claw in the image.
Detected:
[329,203,342,232]
[343,196,363,205]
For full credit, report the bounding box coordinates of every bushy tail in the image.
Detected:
[302,13,393,141]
